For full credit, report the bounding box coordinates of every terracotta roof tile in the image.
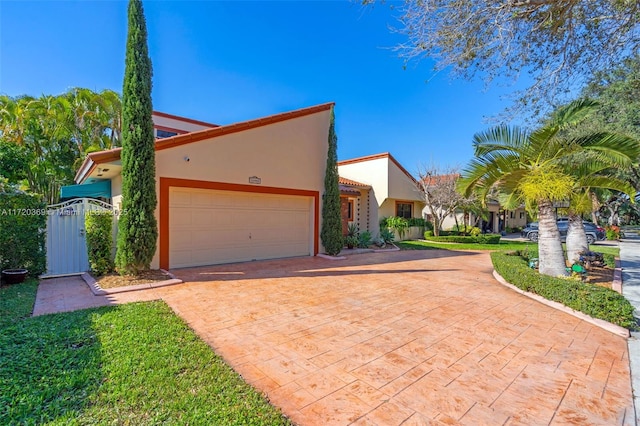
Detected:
[338,177,370,187]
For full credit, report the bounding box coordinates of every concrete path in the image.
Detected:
[621,232,640,424]
[35,250,634,425]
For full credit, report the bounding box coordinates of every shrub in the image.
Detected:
[448,224,480,235]
[423,234,501,244]
[0,193,46,276]
[85,211,114,276]
[358,230,372,248]
[385,216,409,240]
[491,251,637,330]
[605,225,621,240]
[319,109,343,256]
[407,217,432,230]
[380,228,395,244]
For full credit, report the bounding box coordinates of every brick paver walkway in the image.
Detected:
[35,250,634,425]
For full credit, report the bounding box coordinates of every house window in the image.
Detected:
[347,200,354,221]
[396,202,412,219]
[156,129,178,139]
[520,212,525,219]
[510,211,514,219]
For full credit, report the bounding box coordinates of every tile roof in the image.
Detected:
[338,177,370,187]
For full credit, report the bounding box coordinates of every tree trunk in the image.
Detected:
[565,212,588,264]
[537,199,568,277]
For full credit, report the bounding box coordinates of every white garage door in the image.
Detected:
[169,187,312,268]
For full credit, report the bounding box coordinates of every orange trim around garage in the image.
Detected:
[159,177,320,270]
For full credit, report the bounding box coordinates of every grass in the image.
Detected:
[397,239,620,257]
[0,283,291,425]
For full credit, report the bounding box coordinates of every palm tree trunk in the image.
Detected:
[537,199,568,277]
[566,212,588,264]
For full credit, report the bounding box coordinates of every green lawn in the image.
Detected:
[0,280,291,425]
[397,239,620,257]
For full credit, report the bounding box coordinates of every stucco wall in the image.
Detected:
[387,161,422,202]
[149,110,331,268]
[338,158,389,206]
[110,174,123,212]
[380,199,423,220]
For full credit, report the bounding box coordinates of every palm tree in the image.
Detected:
[459,99,639,277]
[563,164,637,264]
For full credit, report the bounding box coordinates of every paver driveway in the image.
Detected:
[162,250,633,425]
[35,249,633,425]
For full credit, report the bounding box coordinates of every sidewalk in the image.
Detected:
[620,232,640,424]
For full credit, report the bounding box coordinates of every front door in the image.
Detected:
[340,197,349,236]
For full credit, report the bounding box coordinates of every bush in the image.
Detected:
[358,230,372,248]
[605,225,622,240]
[384,216,409,240]
[85,211,114,276]
[380,228,395,244]
[448,224,480,235]
[0,193,46,276]
[491,252,636,330]
[423,234,501,244]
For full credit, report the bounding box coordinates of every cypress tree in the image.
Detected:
[320,108,343,256]
[115,0,157,275]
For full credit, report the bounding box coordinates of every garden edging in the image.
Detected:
[81,270,183,295]
[492,269,630,338]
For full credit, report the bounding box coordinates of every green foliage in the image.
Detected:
[347,222,359,237]
[0,141,30,183]
[384,216,409,240]
[605,225,622,240]
[424,230,433,238]
[0,193,46,276]
[407,217,430,229]
[423,234,501,244]
[0,90,122,204]
[448,224,481,236]
[320,109,343,256]
[491,252,636,330]
[115,0,158,275]
[0,300,291,424]
[603,253,616,269]
[85,212,114,276]
[344,235,359,249]
[379,228,395,244]
[0,279,38,327]
[358,230,372,248]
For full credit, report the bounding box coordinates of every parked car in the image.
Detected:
[521,220,605,244]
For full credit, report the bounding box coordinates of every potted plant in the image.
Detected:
[345,223,359,249]
[1,268,29,285]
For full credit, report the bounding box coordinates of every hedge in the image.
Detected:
[423,232,501,244]
[491,251,636,330]
[85,211,114,276]
[0,193,46,276]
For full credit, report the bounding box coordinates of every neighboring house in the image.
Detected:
[431,200,528,233]
[418,172,528,233]
[337,153,425,238]
[72,103,334,269]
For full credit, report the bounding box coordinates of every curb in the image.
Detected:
[81,270,183,295]
[613,257,623,294]
[492,270,630,338]
[316,254,346,260]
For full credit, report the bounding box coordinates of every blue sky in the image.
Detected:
[0,0,529,174]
